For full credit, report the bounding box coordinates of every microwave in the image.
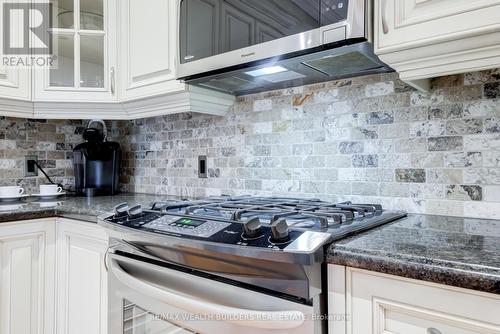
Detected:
[176,0,391,95]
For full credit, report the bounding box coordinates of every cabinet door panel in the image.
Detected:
[346,268,500,334]
[0,220,56,334]
[0,0,31,101]
[120,0,184,100]
[56,220,108,334]
[377,0,500,51]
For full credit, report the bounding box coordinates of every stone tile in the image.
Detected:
[365,82,394,97]
[409,121,446,137]
[326,182,352,195]
[464,99,500,117]
[444,152,482,168]
[446,118,483,135]
[395,169,426,183]
[464,69,500,85]
[428,103,463,120]
[426,200,464,217]
[485,82,500,99]
[380,183,410,197]
[338,141,364,154]
[366,111,394,125]
[427,169,463,184]
[464,168,500,184]
[395,138,428,153]
[445,185,482,201]
[253,99,273,111]
[352,154,379,168]
[484,118,500,133]
[410,153,444,168]
[483,185,500,202]
[464,201,500,219]
[410,184,445,199]
[351,182,379,196]
[394,107,428,123]
[350,127,378,140]
[464,134,500,151]
[483,152,500,167]
[428,136,463,151]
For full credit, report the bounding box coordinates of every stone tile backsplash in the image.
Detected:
[119,69,500,219]
[0,118,120,193]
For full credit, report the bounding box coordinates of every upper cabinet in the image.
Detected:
[118,0,183,101]
[0,0,234,120]
[34,0,117,102]
[375,0,500,91]
[0,0,32,118]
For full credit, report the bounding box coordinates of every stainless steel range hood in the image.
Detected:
[176,0,393,96]
[185,42,392,96]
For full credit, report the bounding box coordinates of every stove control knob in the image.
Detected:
[243,217,262,238]
[114,202,129,217]
[270,218,290,242]
[127,204,143,218]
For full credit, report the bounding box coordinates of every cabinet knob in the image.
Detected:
[427,328,442,334]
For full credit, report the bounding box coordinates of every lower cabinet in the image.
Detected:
[0,218,108,334]
[0,219,56,334]
[55,218,109,334]
[328,265,500,334]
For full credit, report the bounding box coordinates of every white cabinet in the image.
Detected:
[0,218,109,334]
[55,218,108,334]
[0,219,56,334]
[0,0,32,118]
[0,0,235,119]
[33,0,117,102]
[328,265,500,334]
[375,0,500,91]
[118,0,183,101]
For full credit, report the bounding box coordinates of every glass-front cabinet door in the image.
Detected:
[34,0,116,102]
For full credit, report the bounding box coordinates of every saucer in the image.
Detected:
[31,192,66,200]
[0,194,29,202]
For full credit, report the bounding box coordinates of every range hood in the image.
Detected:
[176,0,392,96]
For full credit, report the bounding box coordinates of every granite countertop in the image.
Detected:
[3,196,500,295]
[327,214,500,295]
[0,193,185,223]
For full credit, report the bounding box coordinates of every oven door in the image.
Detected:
[108,252,319,334]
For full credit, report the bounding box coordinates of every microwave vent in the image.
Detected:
[302,51,383,77]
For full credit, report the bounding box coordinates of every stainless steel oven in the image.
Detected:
[107,238,324,334]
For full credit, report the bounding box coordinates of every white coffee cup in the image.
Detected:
[0,186,25,197]
[39,184,63,195]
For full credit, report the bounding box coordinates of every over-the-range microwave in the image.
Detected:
[176,0,392,96]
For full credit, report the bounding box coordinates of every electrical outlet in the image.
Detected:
[198,155,207,178]
[24,156,38,177]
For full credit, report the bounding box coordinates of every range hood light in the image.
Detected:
[245,66,288,77]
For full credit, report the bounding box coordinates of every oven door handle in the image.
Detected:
[109,258,306,330]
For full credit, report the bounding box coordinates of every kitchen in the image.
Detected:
[1,0,500,333]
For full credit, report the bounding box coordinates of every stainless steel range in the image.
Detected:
[100,196,406,334]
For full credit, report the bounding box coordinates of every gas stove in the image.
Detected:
[101,195,407,333]
[103,196,406,245]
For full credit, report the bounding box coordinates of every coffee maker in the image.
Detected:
[73,120,121,196]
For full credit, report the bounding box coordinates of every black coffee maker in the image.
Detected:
[73,120,121,197]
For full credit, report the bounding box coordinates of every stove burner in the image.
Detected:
[149,196,391,231]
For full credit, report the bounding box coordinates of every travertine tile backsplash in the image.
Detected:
[119,69,500,219]
[0,118,120,193]
[1,69,499,219]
